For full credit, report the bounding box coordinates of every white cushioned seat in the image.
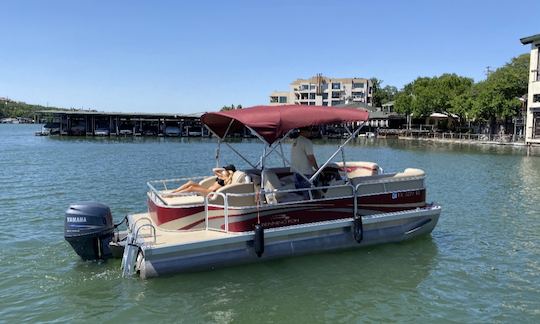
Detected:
[232,171,251,184]
[162,194,205,206]
[393,168,425,178]
[335,161,379,177]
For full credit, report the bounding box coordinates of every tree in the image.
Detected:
[370,78,398,107]
[470,53,529,122]
[0,99,69,119]
[394,74,473,118]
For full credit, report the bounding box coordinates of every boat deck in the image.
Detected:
[129,213,242,247]
[128,204,442,254]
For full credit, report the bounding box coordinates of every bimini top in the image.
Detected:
[201,105,369,144]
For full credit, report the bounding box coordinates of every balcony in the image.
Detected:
[331,92,342,99]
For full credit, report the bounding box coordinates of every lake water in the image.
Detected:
[1,124,539,322]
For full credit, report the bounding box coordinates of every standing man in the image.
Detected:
[290,127,319,189]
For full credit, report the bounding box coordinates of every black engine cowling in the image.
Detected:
[64,202,114,261]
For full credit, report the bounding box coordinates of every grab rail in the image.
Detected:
[135,223,157,244]
[130,216,153,233]
[204,184,356,233]
[147,176,208,206]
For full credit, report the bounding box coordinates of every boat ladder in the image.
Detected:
[121,217,156,277]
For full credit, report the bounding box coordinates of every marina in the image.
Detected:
[34,110,207,137]
[2,1,540,321]
[1,123,539,322]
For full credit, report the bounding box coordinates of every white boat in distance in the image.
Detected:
[64,105,441,279]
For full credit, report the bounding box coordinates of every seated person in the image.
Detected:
[166,165,236,197]
[290,127,318,190]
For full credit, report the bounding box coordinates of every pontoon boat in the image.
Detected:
[64,105,441,279]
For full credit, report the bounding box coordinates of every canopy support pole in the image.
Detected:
[216,139,221,168]
[254,129,294,168]
[224,142,257,168]
[245,125,271,146]
[309,122,364,182]
[341,125,354,175]
[204,124,257,168]
[279,142,286,167]
[273,146,313,185]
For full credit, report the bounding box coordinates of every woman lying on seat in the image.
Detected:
[165,165,236,197]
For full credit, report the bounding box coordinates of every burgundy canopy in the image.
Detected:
[201,105,369,144]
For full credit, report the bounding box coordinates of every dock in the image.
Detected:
[35,110,207,137]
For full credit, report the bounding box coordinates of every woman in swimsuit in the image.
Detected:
[169,165,236,196]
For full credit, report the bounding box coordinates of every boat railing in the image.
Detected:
[354,174,425,185]
[147,176,208,206]
[204,183,356,233]
[355,174,425,196]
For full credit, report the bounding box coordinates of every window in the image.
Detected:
[322,93,328,100]
[322,102,328,106]
[310,85,316,90]
[332,91,341,99]
[537,49,540,81]
[332,82,340,89]
[270,96,278,103]
[533,94,540,103]
[301,84,309,90]
[279,96,287,103]
[352,82,365,88]
[352,92,364,98]
[309,93,315,100]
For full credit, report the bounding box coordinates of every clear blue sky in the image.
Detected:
[1,0,538,113]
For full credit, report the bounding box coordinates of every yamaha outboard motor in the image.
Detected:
[64,202,114,260]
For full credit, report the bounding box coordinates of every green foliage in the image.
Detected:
[370,78,397,107]
[469,53,529,121]
[1,99,53,119]
[394,74,474,117]
[394,53,529,122]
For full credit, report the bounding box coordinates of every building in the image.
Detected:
[270,74,373,107]
[520,33,540,145]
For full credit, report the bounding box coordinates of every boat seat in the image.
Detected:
[198,170,251,189]
[393,168,425,178]
[262,170,302,204]
[335,161,379,178]
[209,183,256,206]
[262,170,281,204]
[160,193,205,206]
[232,170,251,184]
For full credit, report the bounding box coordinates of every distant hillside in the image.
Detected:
[0,97,70,119]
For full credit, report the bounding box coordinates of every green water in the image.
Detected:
[1,124,539,322]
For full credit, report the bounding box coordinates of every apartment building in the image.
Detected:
[521,33,540,145]
[270,74,372,107]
